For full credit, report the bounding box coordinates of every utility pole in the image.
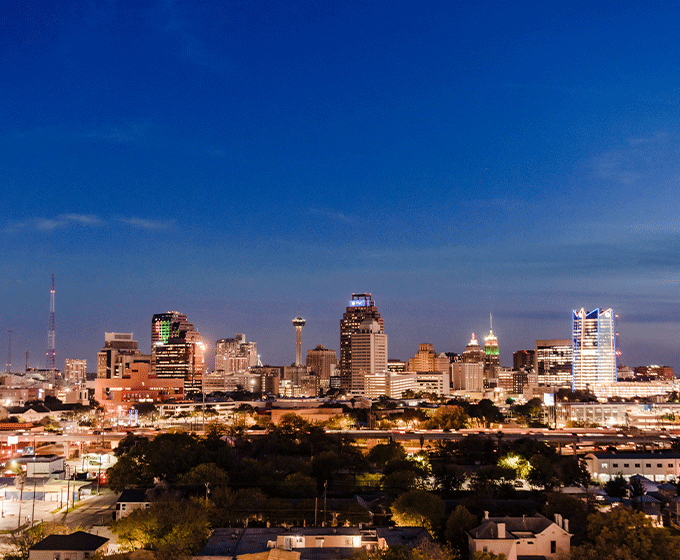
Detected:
[323,480,327,527]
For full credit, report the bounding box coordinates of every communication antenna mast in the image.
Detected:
[5,330,11,374]
[47,274,55,371]
[25,351,29,373]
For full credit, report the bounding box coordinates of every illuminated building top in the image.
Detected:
[292,316,307,327]
[484,330,499,356]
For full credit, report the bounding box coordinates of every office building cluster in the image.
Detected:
[18,296,668,416]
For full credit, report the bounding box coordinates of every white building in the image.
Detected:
[585,452,680,483]
[468,512,571,560]
[350,318,387,395]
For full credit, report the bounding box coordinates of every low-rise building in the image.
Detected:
[94,361,184,413]
[585,453,680,482]
[198,527,429,559]
[467,512,571,560]
[556,401,680,429]
[28,531,109,560]
[115,488,151,520]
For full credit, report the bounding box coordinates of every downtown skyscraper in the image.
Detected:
[572,308,617,391]
[339,293,384,391]
[151,311,205,393]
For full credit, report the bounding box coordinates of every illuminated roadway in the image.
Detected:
[3,428,677,451]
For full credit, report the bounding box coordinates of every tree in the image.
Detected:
[111,499,210,560]
[470,465,515,496]
[426,406,468,431]
[114,433,149,457]
[178,462,230,487]
[4,523,73,560]
[280,472,318,499]
[445,505,477,555]
[337,502,372,526]
[527,454,557,490]
[498,454,532,480]
[473,553,507,560]
[468,399,503,425]
[557,456,590,487]
[604,474,628,499]
[383,470,418,496]
[571,506,680,560]
[391,490,445,533]
[107,432,210,490]
[368,442,406,467]
[274,413,310,437]
[432,463,467,495]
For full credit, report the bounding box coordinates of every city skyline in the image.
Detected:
[1,287,675,375]
[2,2,679,372]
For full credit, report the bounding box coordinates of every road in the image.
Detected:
[60,491,118,529]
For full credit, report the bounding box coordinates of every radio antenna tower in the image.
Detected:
[47,274,55,371]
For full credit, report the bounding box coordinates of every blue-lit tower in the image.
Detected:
[572,308,617,391]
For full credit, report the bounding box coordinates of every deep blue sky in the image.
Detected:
[1,1,679,372]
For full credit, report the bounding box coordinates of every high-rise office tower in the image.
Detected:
[484,324,500,379]
[350,318,388,394]
[64,358,87,383]
[292,316,306,366]
[97,333,147,379]
[151,312,205,392]
[408,343,449,373]
[215,335,258,373]
[462,333,485,363]
[340,293,383,390]
[535,339,572,387]
[513,350,535,371]
[572,308,617,391]
[306,344,337,381]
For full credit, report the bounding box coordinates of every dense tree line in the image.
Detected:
[105,413,680,559]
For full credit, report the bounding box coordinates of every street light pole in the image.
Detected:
[65,466,71,516]
[17,476,24,529]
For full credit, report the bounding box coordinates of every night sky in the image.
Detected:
[1,1,679,372]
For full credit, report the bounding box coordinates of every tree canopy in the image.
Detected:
[571,507,680,560]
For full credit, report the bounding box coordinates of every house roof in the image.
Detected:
[469,513,562,540]
[118,488,151,503]
[589,453,680,460]
[632,494,661,503]
[629,474,659,492]
[29,531,109,551]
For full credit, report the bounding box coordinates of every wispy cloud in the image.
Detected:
[5,213,102,232]
[589,132,680,186]
[4,214,171,233]
[309,208,357,224]
[116,217,171,230]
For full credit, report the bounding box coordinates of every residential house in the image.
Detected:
[28,531,109,560]
[467,512,571,560]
